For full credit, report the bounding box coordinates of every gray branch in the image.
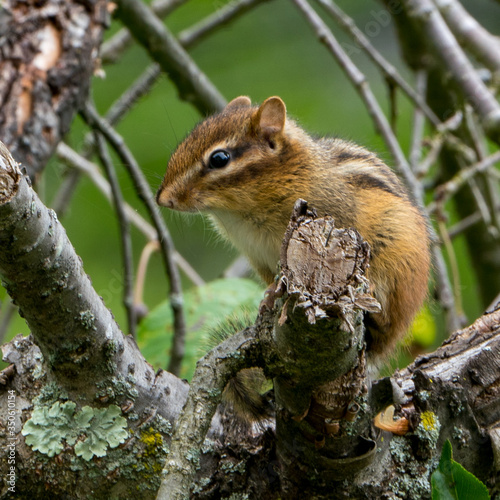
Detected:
[434,0,500,72]
[114,0,226,115]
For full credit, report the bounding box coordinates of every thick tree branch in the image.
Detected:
[0,141,191,497]
[0,140,187,406]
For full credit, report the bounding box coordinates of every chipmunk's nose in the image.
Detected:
[156,188,175,209]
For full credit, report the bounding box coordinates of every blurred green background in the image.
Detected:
[2,0,498,373]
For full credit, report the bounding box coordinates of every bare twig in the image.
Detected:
[432,246,464,332]
[418,111,464,177]
[101,0,189,63]
[114,0,226,115]
[81,102,187,376]
[437,220,464,319]
[402,0,500,143]
[448,204,500,240]
[410,69,428,172]
[430,150,500,211]
[92,129,137,337]
[316,0,441,127]
[134,240,160,309]
[51,62,162,218]
[464,106,500,236]
[468,178,494,233]
[178,0,270,49]
[434,0,500,72]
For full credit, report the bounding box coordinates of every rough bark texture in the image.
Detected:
[268,202,378,497]
[0,0,108,178]
[0,144,190,498]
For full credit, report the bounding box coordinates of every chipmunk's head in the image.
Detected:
[156,96,308,214]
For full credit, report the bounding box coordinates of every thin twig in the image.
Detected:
[115,0,226,115]
[135,240,160,308]
[81,102,187,376]
[101,0,189,63]
[316,0,441,127]
[437,220,464,320]
[447,205,500,240]
[431,246,464,332]
[92,129,137,337]
[434,0,500,72]
[429,150,500,212]
[51,169,82,218]
[467,177,495,235]
[402,0,500,143]
[417,111,464,177]
[464,106,500,236]
[178,0,270,49]
[410,70,428,173]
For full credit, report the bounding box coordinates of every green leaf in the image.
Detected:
[431,440,490,500]
[137,278,263,379]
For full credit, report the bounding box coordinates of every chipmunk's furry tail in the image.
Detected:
[223,368,274,423]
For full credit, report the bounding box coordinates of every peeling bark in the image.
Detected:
[0,0,108,177]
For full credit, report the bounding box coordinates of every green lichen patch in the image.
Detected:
[74,405,129,460]
[22,401,128,460]
[22,401,80,457]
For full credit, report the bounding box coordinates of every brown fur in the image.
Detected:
[157,96,431,359]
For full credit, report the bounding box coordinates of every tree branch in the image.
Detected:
[93,130,137,337]
[434,0,500,72]
[402,0,500,144]
[114,0,226,115]
[157,327,262,500]
[0,140,187,405]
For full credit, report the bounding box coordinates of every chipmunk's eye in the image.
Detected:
[208,150,231,169]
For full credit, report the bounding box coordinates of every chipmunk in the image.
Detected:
[157,95,430,362]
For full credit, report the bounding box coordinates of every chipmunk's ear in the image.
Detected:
[253,96,286,136]
[225,96,252,110]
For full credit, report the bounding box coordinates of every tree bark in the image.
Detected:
[0,0,108,178]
